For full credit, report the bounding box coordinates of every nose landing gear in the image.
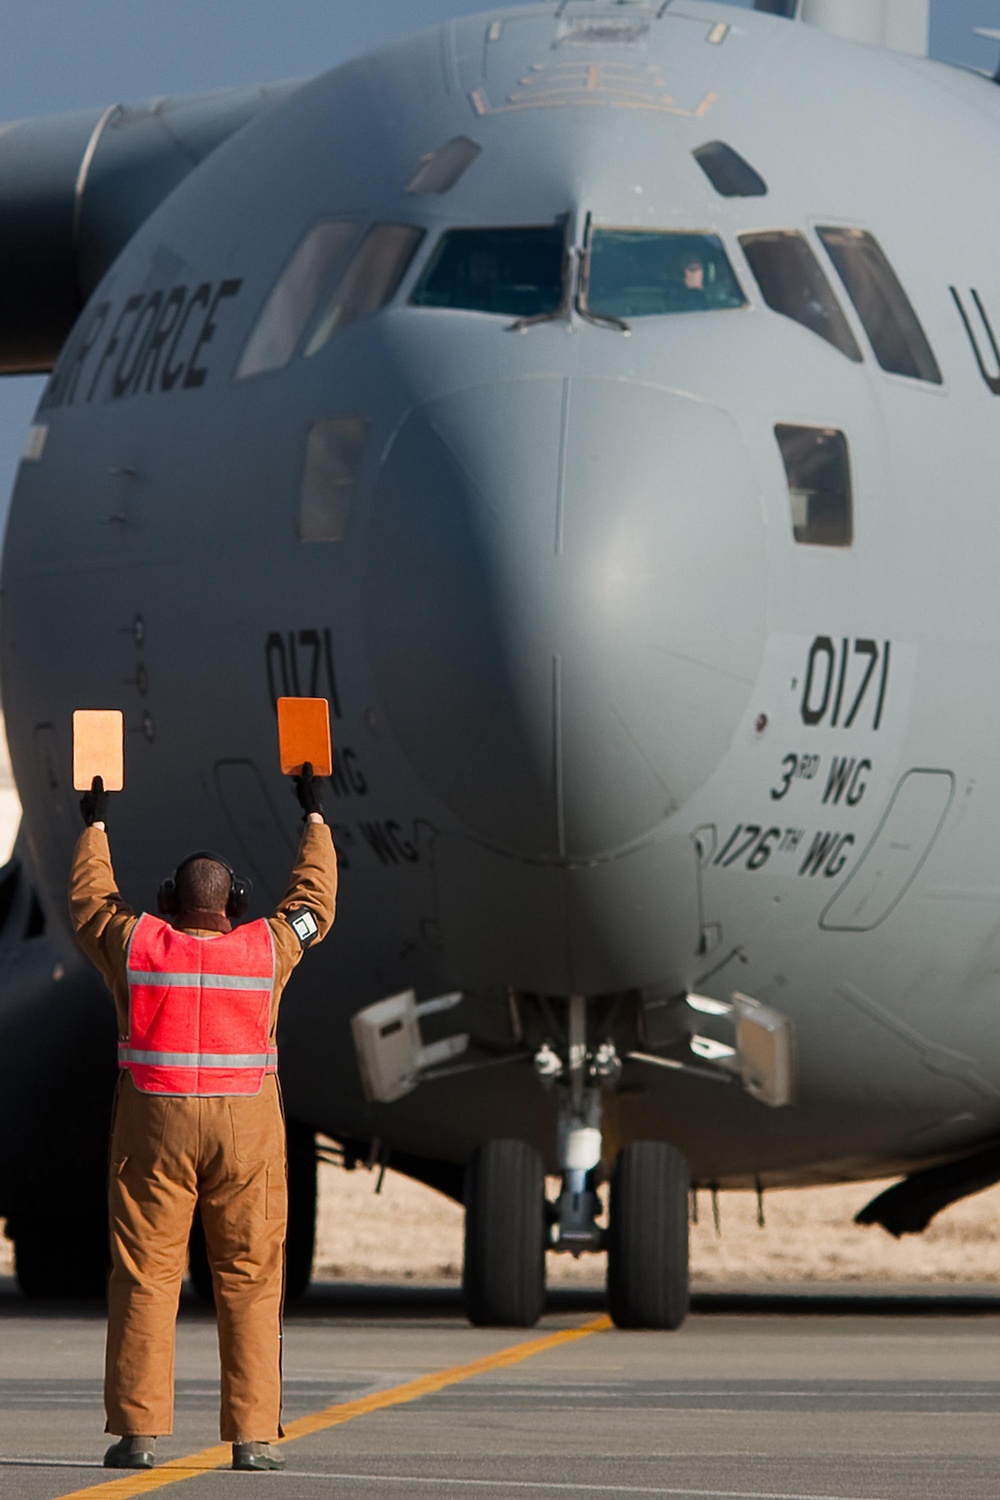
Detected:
[352,984,791,1331]
[461,996,692,1331]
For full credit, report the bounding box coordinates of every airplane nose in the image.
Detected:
[365,377,767,860]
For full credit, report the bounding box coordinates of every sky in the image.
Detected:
[1,0,998,511]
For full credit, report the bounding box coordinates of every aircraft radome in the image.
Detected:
[2,0,999,1329]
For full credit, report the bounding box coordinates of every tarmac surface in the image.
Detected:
[2,1278,1000,1500]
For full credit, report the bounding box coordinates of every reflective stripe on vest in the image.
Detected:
[127,972,274,991]
[123,913,276,1097]
[118,1047,278,1068]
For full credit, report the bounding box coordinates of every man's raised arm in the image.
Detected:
[268,764,338,989]
[67,776,136,1013]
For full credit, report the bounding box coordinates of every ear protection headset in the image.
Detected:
[157,851,252,921]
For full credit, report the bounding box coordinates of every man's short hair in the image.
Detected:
[175,858,231,913]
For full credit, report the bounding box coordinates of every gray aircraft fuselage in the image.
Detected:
[4,0,1000,1205]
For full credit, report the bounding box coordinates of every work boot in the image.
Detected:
[232,1441,286,1472]
[103,1435,156,1469]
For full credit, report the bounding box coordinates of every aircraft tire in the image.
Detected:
[187,1210,214,1304]
[12,1207,110,1299]
[463,1138,546,1328]
[284,1120,317,1302]
[187,1121,317,1304]
[606,1141,690,1330]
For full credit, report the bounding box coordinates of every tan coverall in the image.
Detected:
[69,822,338,1442]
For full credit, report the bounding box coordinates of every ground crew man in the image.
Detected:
[68,765,337,1472]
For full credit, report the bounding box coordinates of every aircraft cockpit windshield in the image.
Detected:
[409,223,749,323]
[582,230,746,319]
[410,225,565,318]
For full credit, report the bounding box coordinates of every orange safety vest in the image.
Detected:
[120,913,277,1097]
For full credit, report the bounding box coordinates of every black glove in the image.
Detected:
[80,775,109,828]
[294,762,324,820]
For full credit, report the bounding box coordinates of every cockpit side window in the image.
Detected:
[739,231,862,363]
[236,220,358,379]
[583,230,746,319]
[299,415,369,543]
[694,142,768,198]
[304,225,425,357]
[775,424,853,547]
[410,226,566,318]
[816,227,942,384]
[406,136,482,195]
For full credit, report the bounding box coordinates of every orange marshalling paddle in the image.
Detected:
[277,697,333,777]
[72,709,125,792]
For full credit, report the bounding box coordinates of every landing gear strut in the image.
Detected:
[545,999,690,1329]
[550,996,608,1258]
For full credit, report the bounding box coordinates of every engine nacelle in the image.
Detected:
[0,80,303,373]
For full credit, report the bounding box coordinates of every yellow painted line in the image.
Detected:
[53,1315,612,1499]
[281,1313,611,1441]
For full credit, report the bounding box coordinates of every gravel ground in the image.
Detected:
[310,1157,1000,1286]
